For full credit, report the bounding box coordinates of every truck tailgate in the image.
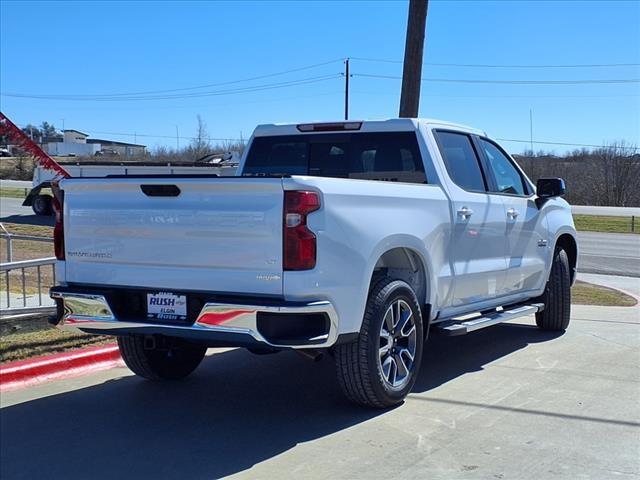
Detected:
[61,177,284,296]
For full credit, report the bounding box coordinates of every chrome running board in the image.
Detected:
[435,303,544,336]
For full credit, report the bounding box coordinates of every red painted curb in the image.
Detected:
[0,343,123,392]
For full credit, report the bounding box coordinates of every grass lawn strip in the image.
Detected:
[572,280,637,307]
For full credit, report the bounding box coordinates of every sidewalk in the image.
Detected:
[577,272,640,299]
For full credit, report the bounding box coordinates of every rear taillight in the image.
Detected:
[283,191,320,271]
[52,192,64,260]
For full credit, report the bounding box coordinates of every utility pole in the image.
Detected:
[175,125,180,151]
[529,109,534,152]
[344,58,350,120]
[399,0,428,118]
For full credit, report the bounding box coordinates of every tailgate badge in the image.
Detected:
[256,274,281,281]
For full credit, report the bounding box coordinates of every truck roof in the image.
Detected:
[253,118,487,137]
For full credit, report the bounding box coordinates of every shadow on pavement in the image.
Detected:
[0,323,562,479]
[414,323,563,392]
[0,213,55,227]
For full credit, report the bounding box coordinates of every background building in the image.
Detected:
[42,130,146,157]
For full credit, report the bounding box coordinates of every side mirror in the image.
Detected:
[537,178,566,198]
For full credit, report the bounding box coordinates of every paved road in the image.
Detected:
[0,179,32,189]
[572,205,640,217]
[2,277,638,479]
[577,231,640,277]
[0,197,54,226]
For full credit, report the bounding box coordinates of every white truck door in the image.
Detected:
[433,130,509,308]
[476,138,549,295]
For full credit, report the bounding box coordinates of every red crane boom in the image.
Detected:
[0,111,71,178]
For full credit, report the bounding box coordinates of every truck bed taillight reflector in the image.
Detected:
[283,191,320,270]
[52,193,65,260]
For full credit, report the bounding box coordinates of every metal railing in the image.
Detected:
[1,225,56,316]
[1,223,54,263]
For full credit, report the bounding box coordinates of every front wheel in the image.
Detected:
[334,278,424,408]
[117,336,207,380]
[535,248,571,331]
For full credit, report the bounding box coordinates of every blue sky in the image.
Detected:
[1,0,639,154]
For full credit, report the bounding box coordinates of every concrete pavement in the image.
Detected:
[2,281,638,479]
[578,272,640,298]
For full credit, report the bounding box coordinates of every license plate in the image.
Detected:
[147,292,187,321]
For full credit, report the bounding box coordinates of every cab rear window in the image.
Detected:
[243,132,427,184]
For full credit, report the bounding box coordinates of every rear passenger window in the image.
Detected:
[435,131,486,192]
[348,133,426,183]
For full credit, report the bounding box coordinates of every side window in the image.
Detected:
[435,131,486,192]
[479,139,527,195]
[349,133,427,184]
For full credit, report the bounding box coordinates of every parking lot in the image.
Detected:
[1,275,638,480]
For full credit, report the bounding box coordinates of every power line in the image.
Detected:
[352,73,640,85]
[496,138,639,151]
[4,59,345,99]
[73,128,244,142]
[15,123,243,142]
[352,90,640,99]
[350,56,640,68]
[3,74,342,101]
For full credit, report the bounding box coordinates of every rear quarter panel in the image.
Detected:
[282,176,452,335]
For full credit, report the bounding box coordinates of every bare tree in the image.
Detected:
[190,115,211,159]
[516,141,640,207]
[592,141,640,207]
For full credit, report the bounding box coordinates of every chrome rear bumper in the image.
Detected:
[51,290,338,349]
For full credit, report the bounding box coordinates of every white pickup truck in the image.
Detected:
[50,119,577,407]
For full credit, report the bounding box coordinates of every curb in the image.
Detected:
[0,343,123,393]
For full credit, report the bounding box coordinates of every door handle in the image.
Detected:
[507,208,519,219]
[457,206,474,220]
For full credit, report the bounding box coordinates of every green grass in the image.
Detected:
[574,215,638,234]
[0,327,112,364]
[0,186,29,199]
[572,281,637,307]
[0,223,55,295]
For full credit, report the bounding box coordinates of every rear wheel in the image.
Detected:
[32,194,53,216]
[334,278,424,408]
[117,336,207,380]
[535,248,571,331]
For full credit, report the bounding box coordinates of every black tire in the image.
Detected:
[117,336,207,380]
[334,278,424,408]
[535,248,571,331]
[32,194,53,216]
